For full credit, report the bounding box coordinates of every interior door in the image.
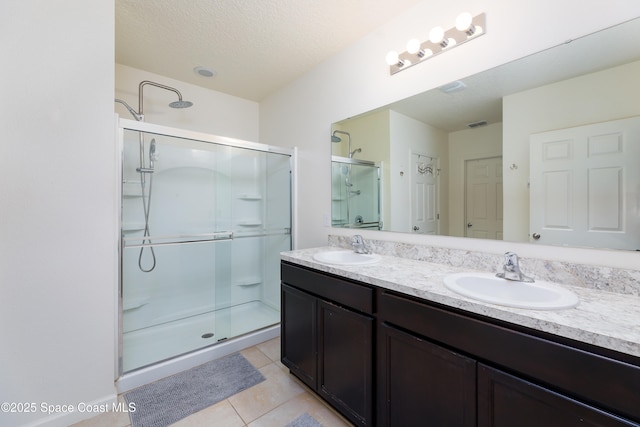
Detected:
[465,156,503,239]
[530,116,640,250]
[411,153,438,234]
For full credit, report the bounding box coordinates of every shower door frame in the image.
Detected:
[115,117,297,380]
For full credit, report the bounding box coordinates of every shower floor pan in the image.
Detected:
[122,300,279,373]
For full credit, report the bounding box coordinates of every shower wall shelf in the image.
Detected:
[238,194,262,200]
[122,298,150,311]
[122,223,145,232]
[234,279,262,287]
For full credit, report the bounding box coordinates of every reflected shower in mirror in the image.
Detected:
[331,129,382,229]
[331,17,640,251]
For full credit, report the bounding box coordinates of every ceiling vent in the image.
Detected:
[467,120,488,128]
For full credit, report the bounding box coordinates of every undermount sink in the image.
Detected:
[312,250,381,266]
[443,272,579,310]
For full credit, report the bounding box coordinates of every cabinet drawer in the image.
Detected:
[281,262,374,314]
[379,290,640,424]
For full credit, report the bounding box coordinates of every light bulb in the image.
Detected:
[429,26,445,44]
[385,51,399,66]
[406,38,421,54]
[456,12,473,31]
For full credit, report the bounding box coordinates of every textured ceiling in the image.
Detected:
[115,0,423,101]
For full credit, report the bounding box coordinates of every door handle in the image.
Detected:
[532,232,541,240]
[413,226,420,231]
[467,222,473,228]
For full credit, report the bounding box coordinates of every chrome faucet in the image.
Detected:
[351,235,370,254]
[496,252,534,282]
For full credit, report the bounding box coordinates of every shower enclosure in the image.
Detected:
[117,119,293,376]
[331,156,381,229]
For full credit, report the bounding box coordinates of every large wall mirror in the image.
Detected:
[331,17,640,251]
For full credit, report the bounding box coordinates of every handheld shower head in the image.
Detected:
[114,98,143,121]
[149,139,157,169]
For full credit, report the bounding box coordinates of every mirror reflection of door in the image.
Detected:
[465,156,503,239]
[411,153,438,234]
[530,116,640,250]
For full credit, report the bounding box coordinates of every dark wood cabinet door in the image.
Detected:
[377,323,477,427]
[318,300,373,427]
[478,364,638,427]
[281,284,317,389]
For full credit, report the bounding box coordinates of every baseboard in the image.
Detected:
[19,394,118,427]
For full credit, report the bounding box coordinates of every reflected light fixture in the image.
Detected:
[386,12,486,75]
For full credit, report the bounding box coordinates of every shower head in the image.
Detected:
[332,130,351,143]
[139,80,193,116]
[169,100,193,109]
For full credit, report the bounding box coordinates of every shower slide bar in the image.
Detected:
[123,228,291,249]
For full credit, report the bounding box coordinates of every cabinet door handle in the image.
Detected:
[413,226,420,231]
[532,232,541,240]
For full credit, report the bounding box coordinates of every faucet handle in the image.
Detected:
[351,235,370,254]
[498,251,534,282]
[503,252,519,270]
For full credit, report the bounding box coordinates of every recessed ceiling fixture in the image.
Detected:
[386,12,486,75]
[438,80,466,93]
[193,66,216,78]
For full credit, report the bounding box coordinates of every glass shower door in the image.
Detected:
[120,128,291,373]
[331,157,381,229]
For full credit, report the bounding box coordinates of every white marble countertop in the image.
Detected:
[281,246,640,359]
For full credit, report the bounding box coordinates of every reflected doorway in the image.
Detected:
[465,156,503,239]
[411,153,439,234]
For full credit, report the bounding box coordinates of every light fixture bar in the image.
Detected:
[388,13,486,75]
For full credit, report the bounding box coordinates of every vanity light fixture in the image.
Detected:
[386,12,486,75]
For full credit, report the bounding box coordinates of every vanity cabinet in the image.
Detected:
[379,289,640,427]
[281,261,640,427]
[477,364,637,426]
[281,262,374,427]
[377,322,476,426]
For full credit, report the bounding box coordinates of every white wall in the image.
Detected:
[0,1,116,426]
[116,64,259,141]
[389,111,448,233]
[260,0,640,269]
[503,60,640,241]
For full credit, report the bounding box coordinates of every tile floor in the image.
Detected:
[72,337,354,427]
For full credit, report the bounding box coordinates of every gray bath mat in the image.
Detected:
[124,352,264,427]
[285,412,323,427]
